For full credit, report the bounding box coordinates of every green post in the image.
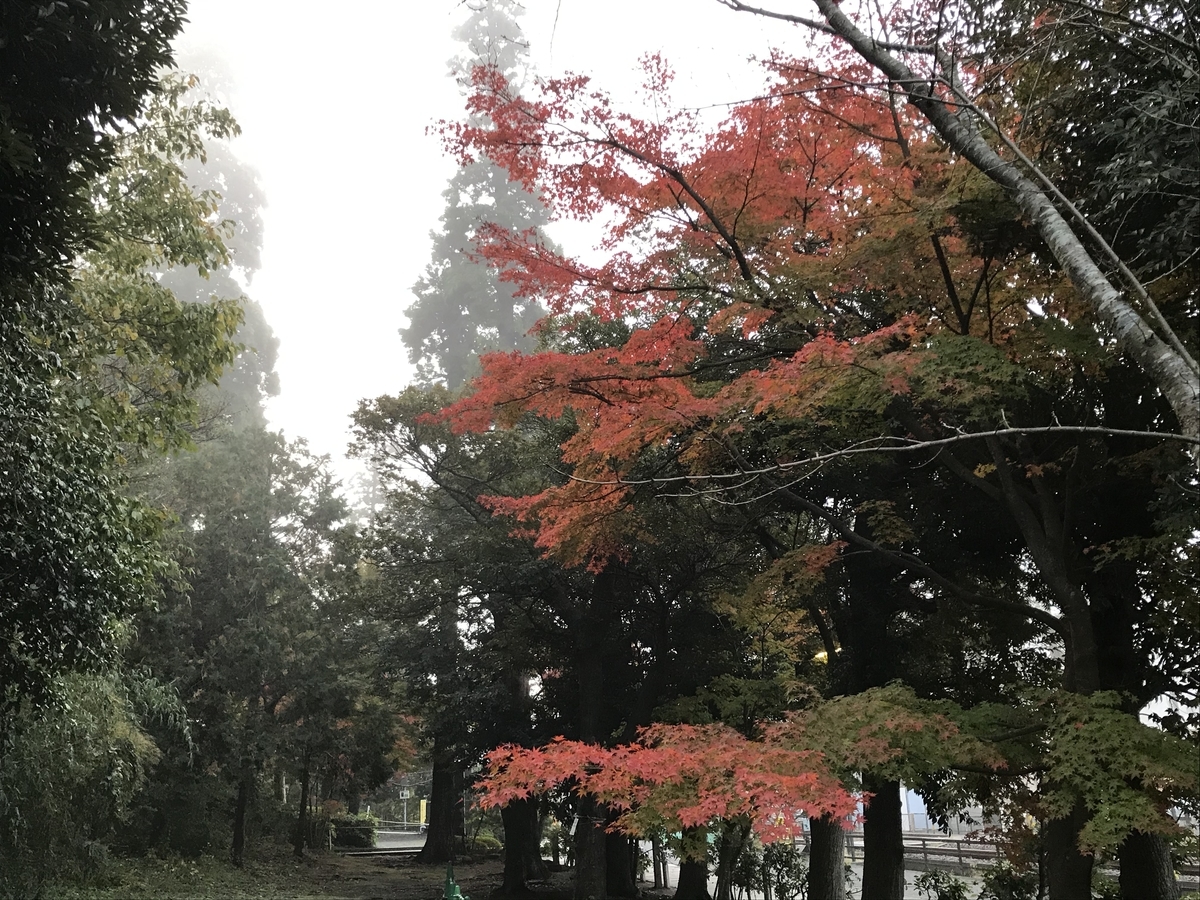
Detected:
[444,862,468,900]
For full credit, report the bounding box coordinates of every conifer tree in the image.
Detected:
[400,0,551,388]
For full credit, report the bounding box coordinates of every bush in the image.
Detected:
[0,675,168,898]
[732,841,809,900]
[914,870,970,900]
[329,812,377,848]
[471,828,503,853]
[978,861,1038,900]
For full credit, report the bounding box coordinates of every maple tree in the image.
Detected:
[426,24,1197,898]
[353,386,806,894]
[478,723,857,845]
[718,0,1199,442]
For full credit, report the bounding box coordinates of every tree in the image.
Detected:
[401,0,551,388]
[716,0,1199,441]
[129,428,399,864]
[353,385,791,896]
[1,44,246,732]
[431,38,1196,900]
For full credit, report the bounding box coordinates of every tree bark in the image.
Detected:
[574,795,607,900]
[714,819,750,900]
[418,749,460,864]
[232,773,251,867]
[1119,830,1179,900]
[527,802,550,880]
[606,831,639,897]
[499,798,538,897]
[675,857,711,900]
[807,815,846,900]
[1044,799,1093,900]
[653,836,669,889]
[291,757,311,860]
[860,776,904,900]
[572,570,615,900]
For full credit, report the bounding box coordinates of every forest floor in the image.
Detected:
[43,846,523,900]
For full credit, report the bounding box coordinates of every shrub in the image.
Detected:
[330,812,378,848]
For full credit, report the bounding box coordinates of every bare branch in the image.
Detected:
[562,425,1198,490]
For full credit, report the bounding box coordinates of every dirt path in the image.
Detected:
[300,853,509,900]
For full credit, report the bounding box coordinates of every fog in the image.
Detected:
[174,1,784,484]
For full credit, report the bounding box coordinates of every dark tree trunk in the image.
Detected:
[807,815,846,900]
[674,856,710,900]
[527,802,550,880]
[860,776,904,900]
[653,836,668,889]
[714,819,750,900]
[574,795,607,900]
[291,759,311,859]
[606,831,638,897]
[499,798,538,897]
[1044,799,1093,900]
[418,750,460,864]
[231,773,251,867]
[572,571,615,900]
[1119,830,1178,900]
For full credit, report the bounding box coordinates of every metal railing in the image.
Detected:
[843,832,1000,874]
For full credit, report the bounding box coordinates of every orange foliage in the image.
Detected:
[432,48,1053,567]
[478,724,860,842]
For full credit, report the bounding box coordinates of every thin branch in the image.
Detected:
[562,425,1198,490]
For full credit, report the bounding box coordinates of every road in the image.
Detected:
[374,829,427,851]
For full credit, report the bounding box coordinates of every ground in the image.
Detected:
[43,848,522,900]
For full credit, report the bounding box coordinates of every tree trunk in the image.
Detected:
[231,773,251,867]
[499,798,538,897]
[527,802,549,880]
[1044,799,1093,900]
[861,776,903,900]
[606,831,639,897]
[714,819,750,900]
[418,750,459,864]
[574,795,607,900]
[291,756,311,859]
[1119,830,1178,900]
[653,836,668,889]
[572,571,614,900]
[674,857,711,900]
[807,815,846,900]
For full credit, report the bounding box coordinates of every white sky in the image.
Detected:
[175,1,791,484]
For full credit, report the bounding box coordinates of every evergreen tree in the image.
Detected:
[400,0,551,388]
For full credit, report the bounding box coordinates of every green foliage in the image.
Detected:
[777,683,1002,787]
[73,72,245,458]
[0,67,247,728]
[731,840,809,900]
[0,672,182,899]
[913,870,971,900]
[977,860,1038,900]
[0,1,186,286]
[1038,691,1197,853]
[128,428,403,861]
[329,812,378,849]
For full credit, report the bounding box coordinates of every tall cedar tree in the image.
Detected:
[401,0,550,389]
